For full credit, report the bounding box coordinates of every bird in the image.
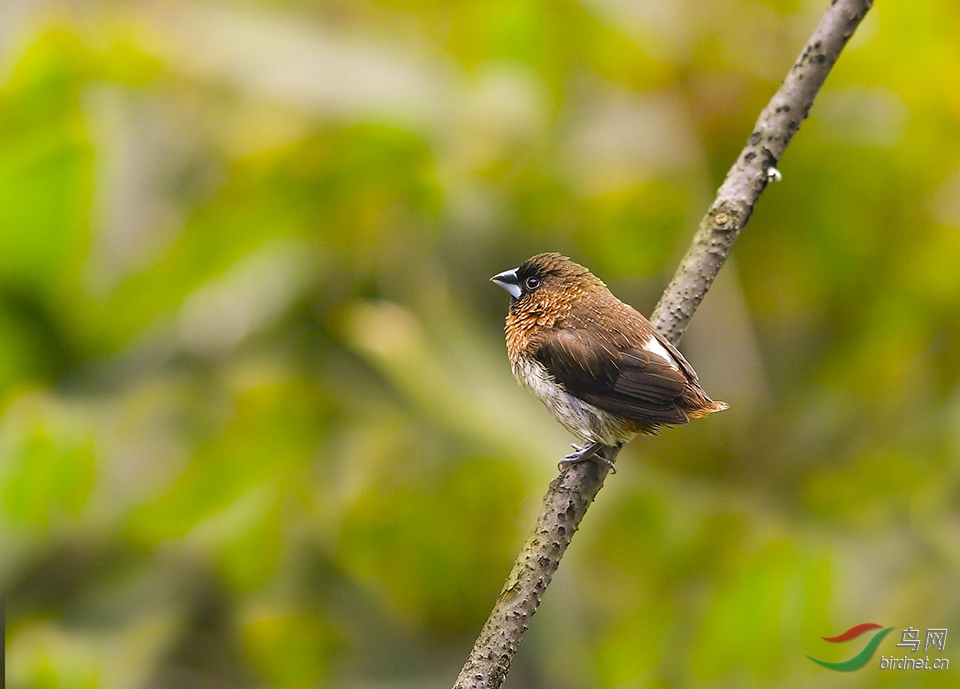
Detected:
[491,252,727,470]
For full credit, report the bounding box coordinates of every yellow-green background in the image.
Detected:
[1,1,958,687]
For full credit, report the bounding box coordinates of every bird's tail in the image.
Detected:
[687,399,729,419]
[682,385,729,419]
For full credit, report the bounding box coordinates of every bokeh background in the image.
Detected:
[1,0,959,687]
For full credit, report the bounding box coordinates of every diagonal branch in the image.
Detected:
[650,0,873,342]
[454,2,873,687]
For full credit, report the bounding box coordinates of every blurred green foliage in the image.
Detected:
[1,1,959,688]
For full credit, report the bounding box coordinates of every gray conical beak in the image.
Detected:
[490,268,521,299]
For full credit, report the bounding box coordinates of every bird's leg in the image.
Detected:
[559,441,618,473]
[563,441,602,462]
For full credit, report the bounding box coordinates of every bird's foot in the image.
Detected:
[559,441,617,473]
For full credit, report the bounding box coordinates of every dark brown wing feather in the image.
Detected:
[650,329,698,382]
[532,328,691,425]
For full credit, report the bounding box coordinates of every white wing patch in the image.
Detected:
[642,335,680,371]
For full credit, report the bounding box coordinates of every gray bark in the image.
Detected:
[454,1,873,687]
[650,0,874,342]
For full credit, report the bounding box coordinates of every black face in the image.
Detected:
[492,253,583,302]
[518,272,542,295]
[514,257,568,299]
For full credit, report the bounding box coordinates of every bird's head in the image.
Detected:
[491,253,606,322]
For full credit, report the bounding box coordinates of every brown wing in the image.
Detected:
[651,328,699,382]
[532,328,691,425]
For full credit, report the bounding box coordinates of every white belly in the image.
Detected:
[512,355,636,445]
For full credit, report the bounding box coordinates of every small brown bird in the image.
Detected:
[491,253,727,468]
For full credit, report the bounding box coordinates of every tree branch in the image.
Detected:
[454,2,873,687]
[651,0,873,342]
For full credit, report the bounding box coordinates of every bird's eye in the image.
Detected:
[524,276,541,291]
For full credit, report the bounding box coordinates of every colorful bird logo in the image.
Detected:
[807,623,894,671]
